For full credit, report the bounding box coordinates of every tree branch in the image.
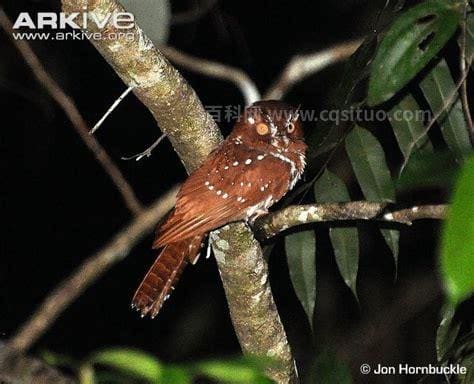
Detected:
[61,0,222,173]
[0,344,76,384]
[211,224,298,384]
[264,40,363,100]
[60,1,296,382]
[8,187,178,353]
[161,45,260,105]
[0,7,143,216]
[255,202,448,239]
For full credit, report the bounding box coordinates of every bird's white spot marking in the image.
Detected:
[222,193,228,199]
[247,182,252,187]
[216,190,222,195]
[412,206,419,212]
[224,166,229,170]
[208,185,214,190]
[245,159,252,165]
[237,196,243,202]
[384,213,394,221]
[257,155,265,160]
[240,182,244,187]
[233,161,239,166]
[247,116,255,124]
[205,181,210,186]
[260,186,265,191]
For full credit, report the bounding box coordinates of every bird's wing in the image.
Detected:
[153,143,291,248]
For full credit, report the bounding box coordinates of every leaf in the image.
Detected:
[89,348,162,382]
[314,170,359,299]
[388,93,433,160]
[420,59,472,162]
[368,0,462,106]
[345,126,395,201]
[41,350,77,369]
[397,150,460,191]
[119,0,170,45]
[345,126,400,267]
[436,302,462,361]
[460,355,474,384]
[160,367,192,384]
[380,229,400,269]
[79,364,96,384]
[285,231,317,328]
[308,37,378,160]
[440,155,474,305]
[195,358,273,384]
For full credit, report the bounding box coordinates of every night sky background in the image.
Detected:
[1,0,472,383]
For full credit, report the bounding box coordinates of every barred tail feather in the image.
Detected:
[132,235,203,319]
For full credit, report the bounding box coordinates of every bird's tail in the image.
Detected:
[132,234,204,318]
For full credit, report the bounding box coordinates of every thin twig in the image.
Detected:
[8,187,178,353]
[400,65,473,173]
[161,45,260,105]
[121,133,167,161]
[0,8,143,216]
[90,86,134,134]
[264,40,363,100]
[460,2,474,143]
[255,202,448,239]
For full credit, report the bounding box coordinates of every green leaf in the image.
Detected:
[89,348,162,383]
[160,367,192,384]
[397,150,460,191]
[345,126,395,201]
[345,126,399,268]
[120,0,170,45]
[79,364,96,384]
[440,155,474,304]
[368,0,462,106]
[195,358,272,384]
[388,93,433,160]
[436,302,461,361]
[314,170,359,299]
[285,231,317,328]
[420,59,472,162]
[41,350,77,369]
[380,229,400,267]
[460,355,474,383]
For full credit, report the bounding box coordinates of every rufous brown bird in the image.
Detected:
[132,100,307,318]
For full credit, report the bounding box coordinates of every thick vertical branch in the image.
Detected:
[62,0,221,173]
[211,224,298,384]
[60,1,297,382]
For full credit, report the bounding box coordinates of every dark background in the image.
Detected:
[0,0,466,383]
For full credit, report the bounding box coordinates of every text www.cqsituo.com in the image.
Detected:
[12,30,135,41]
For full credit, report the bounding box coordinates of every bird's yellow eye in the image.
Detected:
[256,123,269,135]
[287,122,296,133]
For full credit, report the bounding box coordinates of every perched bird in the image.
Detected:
[132,100,307,318]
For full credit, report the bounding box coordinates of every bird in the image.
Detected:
[132,100,307,318]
